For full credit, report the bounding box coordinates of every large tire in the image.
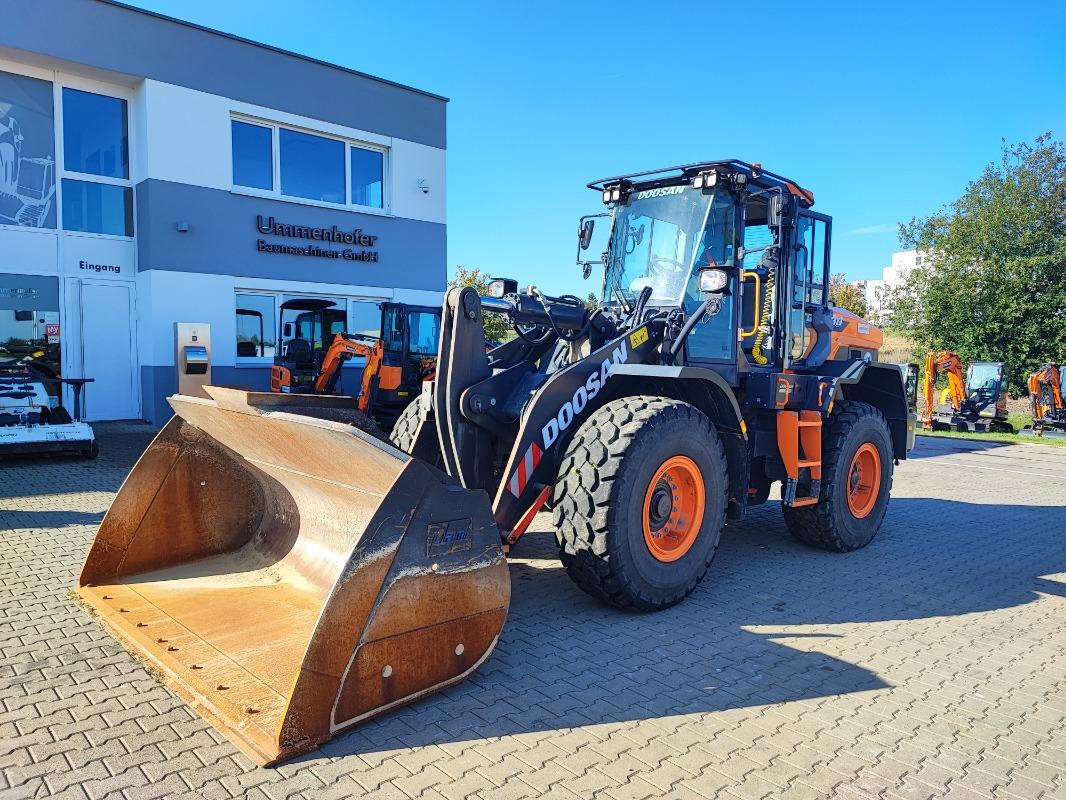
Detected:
[782,401,893,552]
[389,399,422,453]
[553,397,729,611]
[389,399,444,468]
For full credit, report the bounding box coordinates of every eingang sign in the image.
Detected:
[255,215,380,262]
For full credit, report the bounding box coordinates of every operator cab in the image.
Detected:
[279,299,346,369]
[587,160,832,384]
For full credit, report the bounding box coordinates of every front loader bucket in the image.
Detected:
[77,387,508,765]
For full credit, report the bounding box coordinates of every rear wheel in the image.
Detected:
[389,398,443,468]
[553,397,729,611]
[389,399,422,453]
[782,401,893,551]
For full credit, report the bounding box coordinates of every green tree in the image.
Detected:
[585,292,598,310]
[448,265,513,343]
[828,273,869,318]
[894,134,1066,394]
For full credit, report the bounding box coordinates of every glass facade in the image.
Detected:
[62,88,128,179]
[0,275,62,402]
[350,300,381,338]
[279,128,344,204]
[235,293,277,360]
[0,70,57,229]
[231,120,273,190]
[61,178,133,237]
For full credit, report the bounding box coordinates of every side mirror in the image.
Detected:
[578,218,595,251]
[283,322,293,338]
[768,193,792,228]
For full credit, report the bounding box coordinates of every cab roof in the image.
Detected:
[587,159,815,206]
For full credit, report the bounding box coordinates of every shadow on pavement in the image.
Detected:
[300,495,1065,762]
[0,509,104,530]
[907,435,1017,459]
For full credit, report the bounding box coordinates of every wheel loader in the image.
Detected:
[77,159,914,765]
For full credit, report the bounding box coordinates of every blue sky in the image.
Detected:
[131,0,1065,294]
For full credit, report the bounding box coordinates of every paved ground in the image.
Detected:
[2,425,1065,800]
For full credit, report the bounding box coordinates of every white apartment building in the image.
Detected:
[852,249,927,324]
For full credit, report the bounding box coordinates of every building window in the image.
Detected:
[280,294,347,359]
[231,121,273,190]
[62,89,128,179]
[232,116,387,210]
[60,87,132,237]
[350,146,383,208]
[61,179,133,236]
[280,129,345,204]
[237,291,388,365]
[0,70,57,229]
[235,293,277,360]
[350,299,381,338]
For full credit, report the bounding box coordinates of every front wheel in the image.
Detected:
[553,397,729,611]
[782,401,894,552]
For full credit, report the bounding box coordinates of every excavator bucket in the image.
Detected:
[76,387,508,765]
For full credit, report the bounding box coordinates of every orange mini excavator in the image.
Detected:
[270,299,440,430]
[1023,362,1066,437]
[921,351,1012,432]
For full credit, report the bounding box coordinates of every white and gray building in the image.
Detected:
[0,0,447,424]
[852,249,926,325]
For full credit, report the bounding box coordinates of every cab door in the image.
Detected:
[785,212,832,369]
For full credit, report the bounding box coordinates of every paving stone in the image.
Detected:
[2,426,1065,799]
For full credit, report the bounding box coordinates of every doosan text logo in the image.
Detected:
[541,340,629,450]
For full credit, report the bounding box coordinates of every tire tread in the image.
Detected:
[553,396,728,610]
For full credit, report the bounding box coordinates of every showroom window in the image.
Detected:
[61,87,133,236]
[0,69,57,229]
[231,116,387,210]
[235,292,385,364]
[235,293,277,361]
[350,300,381,338]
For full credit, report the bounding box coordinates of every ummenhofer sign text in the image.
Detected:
[255,215,380,262]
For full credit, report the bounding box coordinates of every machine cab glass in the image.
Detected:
[602,184,737,365]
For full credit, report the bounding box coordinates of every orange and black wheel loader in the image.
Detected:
[77,160,914,764]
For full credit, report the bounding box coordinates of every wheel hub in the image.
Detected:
[641,456,706,563]
[648,482,674,529]
[845,443,881,519]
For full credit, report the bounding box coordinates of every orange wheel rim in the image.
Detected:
[846,443,881,519]
[642,456,705,562]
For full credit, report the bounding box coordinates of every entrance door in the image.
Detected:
[80,281,138,420]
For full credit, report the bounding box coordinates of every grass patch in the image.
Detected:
[880,331,919,364]
[917,429,1066,447]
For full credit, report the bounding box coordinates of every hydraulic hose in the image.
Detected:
[752,266,775,365]
[669,297,718,359]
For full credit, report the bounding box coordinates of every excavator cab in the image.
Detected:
[370,303,441,426]
[270,299,346,393]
